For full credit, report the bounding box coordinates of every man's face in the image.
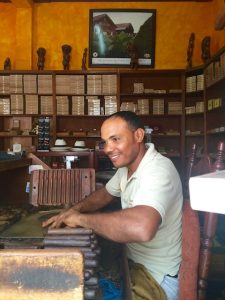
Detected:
[101,117,142,169]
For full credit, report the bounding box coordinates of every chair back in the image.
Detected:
[180,141,225,300]
[179,143,209,300]
[212,141,225,171]
[198,141,225,300]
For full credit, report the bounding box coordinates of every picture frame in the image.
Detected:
[89,9,156,68]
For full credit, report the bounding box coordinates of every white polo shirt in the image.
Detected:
[105,143,183,284]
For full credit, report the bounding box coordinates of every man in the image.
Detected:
[43,111,183,300]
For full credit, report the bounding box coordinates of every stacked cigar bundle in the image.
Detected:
[44,227,100,300]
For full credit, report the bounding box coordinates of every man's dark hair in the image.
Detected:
[107,111,144,131]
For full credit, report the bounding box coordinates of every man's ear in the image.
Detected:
[134,128,145,143]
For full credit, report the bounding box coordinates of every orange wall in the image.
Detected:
[0,5,17,68]
[0,5,32,69]
[0,1,225,70]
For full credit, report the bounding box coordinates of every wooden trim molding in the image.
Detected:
[215,5,225,30]
[16,0,213,2]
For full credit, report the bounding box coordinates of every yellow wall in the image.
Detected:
[0,1,225,70]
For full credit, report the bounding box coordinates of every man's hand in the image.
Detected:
[42,208,81,229]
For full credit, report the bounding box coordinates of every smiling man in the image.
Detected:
[42,111,183,300]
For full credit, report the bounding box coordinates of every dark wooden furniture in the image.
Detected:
[0,168,99,300]
[180,143,212,300]
[184,46,225,170]
[0,157,31,172]
[0,69,185,175]
[0,158,31,206]
[198,141,225,300]
[184,66,204,161]
[31,150,95,169]
[1,48,225,177]
[119,69,184,174]
[182,141,225,300]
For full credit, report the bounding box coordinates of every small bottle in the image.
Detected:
[144,127,153,147]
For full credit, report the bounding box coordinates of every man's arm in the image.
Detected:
[43,205,162,244]
[42,186,114,227]
[73,186,115,213]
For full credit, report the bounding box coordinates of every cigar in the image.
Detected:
[85,277,98,286]
[91,239,98,246]
[90,234,97,240]
[84,269,94,280]
[90,242,98,249]
[44,235,91,241]
[47,228,93,235]
[85,259,98,268]
[93,247,101,255]
[43,239,91,247]
[84,288,97,299]
[84,268,94,277]
[83,251,97,259]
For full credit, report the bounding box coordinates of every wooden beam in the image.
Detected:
[10,0,33,8]
[27,153,51,170]
[215,5,225,30]
[31,0,212,2]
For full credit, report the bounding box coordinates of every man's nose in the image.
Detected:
[104,141,113,153]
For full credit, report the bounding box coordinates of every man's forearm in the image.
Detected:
[76,207,155,243]
[72,187,114,213]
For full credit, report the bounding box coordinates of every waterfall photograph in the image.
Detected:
[89,9,156,68]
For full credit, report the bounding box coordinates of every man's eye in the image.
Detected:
[112,137,120,142]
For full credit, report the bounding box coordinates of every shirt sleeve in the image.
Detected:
[105,169,122,197]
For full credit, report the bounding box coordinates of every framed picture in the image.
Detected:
[89,9,156,68]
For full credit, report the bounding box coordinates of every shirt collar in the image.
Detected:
[127,143,157,180]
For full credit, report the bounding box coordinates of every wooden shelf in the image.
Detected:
[0,56,224,175]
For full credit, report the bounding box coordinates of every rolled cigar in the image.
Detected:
[84,270,97,281]
[86,285,99,290]
[85,277,98,286]
[84,269,94,277]
[43,239,91,247]
[90,242,98,249]
[84,270,92,280]
[90,234,97,240]
[85,259,98,268]
[42,245,98,259]
[47,228,93,235]
[3,244,40,249]
[84,288,97,299]
[91,239,98,246]
[42,246,101,257]
[44,235,91,241]
[73,246,96,253]
[93,247,101,255]
[83,251,97,259]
